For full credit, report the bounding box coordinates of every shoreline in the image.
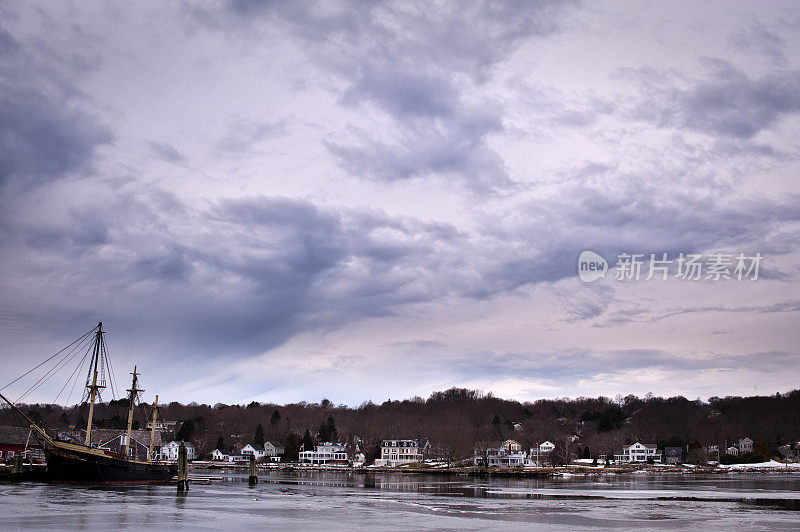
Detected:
[191,461,800,477]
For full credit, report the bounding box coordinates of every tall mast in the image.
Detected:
[149,394,159,461]
[84,322,106,446]
[124,365,144,458]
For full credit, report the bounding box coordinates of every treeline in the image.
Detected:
[4,388,799,462]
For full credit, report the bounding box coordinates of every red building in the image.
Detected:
[0,426,45,463]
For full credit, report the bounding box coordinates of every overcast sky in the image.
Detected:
[1,1,799,406]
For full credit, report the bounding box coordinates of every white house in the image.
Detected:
[241,444,266,460]
[726,446,739,456]
[159,441,196,461]
[526,441,555,466]
[375,439,424,466]
[211,449,229,461]
[738,437,754,454]
[614,442,662,463]
[474,440,526,467]
[299,442,349,465]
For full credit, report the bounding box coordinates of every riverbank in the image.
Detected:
[191,460,800,477]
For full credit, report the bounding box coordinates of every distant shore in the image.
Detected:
[191,460,800,477]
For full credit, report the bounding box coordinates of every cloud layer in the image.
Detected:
[0,1,798,405]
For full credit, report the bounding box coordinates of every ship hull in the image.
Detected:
[45,445,177,484]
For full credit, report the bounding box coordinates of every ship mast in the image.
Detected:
[149,394,159,461]
[124,365,144,458]
[84,323,106,446]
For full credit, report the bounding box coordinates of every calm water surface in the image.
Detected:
[1,470,798,530]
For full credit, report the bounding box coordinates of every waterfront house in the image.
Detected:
[738,437,754,454]
[160,440,197,461]
[211,449,230,461]
[526,441,555,466]
[663,447,682,464]
[726,446,739,456]
[474,440,526,467]
[299,442,349,465]
[376,439,424,466]
[614,442,662,463]
[241,443,266,460]
[264,441,284,461]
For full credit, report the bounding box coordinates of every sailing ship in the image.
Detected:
[0,322,177,483]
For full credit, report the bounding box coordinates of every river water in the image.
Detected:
[1,470,798,530]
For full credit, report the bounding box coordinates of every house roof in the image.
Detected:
[0,425,41,446]
[245,444,265,451]
[664,447,682,456]
[266,441,284,449]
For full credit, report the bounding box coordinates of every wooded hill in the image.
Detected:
[4,388,799,463]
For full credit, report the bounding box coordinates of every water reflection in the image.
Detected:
[0,471,797,530]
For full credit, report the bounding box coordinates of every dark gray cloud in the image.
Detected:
[0,13,112,202]
[632,60,800,139]
[728,21,786,64]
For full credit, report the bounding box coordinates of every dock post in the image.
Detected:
[248,455,258,485]
[12,454,22,475]
[177,441,189,492]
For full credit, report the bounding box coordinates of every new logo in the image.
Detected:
[578,250,608,283]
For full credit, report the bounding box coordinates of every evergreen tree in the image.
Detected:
[254,423,265,446]
[216,436,225,451]
[317,415,338,443]
[176,419,195,442]
[302,428,314,451]
[270,409,281,427]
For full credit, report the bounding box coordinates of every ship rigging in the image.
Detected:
[0,322,176,483]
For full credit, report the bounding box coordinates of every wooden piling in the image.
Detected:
[248,455,258,485]
[177,441,189,491]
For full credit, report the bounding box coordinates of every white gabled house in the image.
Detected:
[241,444,266,460]
[160,440,196,461]
[526,441,555,466]
[211,449,229,461]
[299,442,349,465]
[738,437,754,453]
[614,442,661,463]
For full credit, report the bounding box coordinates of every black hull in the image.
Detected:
[45,446,177,484]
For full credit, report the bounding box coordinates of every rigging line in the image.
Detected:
[102,338,119,401]
[14,332,93,403]
[0,326,96,392]
[53,343,92,404]
[65,345,91,407]
[15,332,96,404]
